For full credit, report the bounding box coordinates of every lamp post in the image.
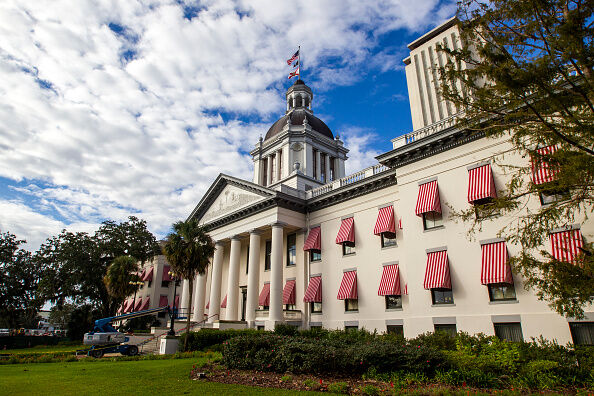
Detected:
[167,271,179,336]
[129,278,144,312]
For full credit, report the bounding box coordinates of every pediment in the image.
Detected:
[190,175,275,225]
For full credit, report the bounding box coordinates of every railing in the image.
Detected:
[391,112,463,150]
[254,309,302,321]
[307,163,392,199]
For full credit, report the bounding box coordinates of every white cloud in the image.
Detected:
[0,0,453,249]
[340,127,383,174]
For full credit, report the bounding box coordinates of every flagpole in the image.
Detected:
[298,45,301,80]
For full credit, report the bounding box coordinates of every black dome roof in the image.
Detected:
[265,109,333,140]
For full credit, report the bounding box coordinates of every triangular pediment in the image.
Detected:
[189,174,275,224]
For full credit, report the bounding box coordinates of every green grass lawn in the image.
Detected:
[1,344,84,355]
[0,357,321,395]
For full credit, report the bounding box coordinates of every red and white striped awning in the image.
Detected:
[258,283,271,306]
[303,276,322,303]
[140,297,150,311]
[123,299,132,313]
[550,228,583,264]
[134,298,143,312]
[335,217,355,244]
[378,264,401,296]
[415,180,441,216]
[337,270,358,300]
[205,300,210,309]
[162,265,173,281]
[531,145,559,185]
[159,295,168,308]
[481,241,512,285]
[220,295,227,308]
[170,295,180,309]
[468,164,497,203]
[138,268,146,280]
[142,266,154,281]
[283,280,296,304]
[303,226,321,251]
[423,250,451,289]
[374,205,396,235]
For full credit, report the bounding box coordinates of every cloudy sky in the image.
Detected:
[0,0,455,250]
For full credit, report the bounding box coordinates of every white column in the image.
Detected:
[325,154,331,183]
[246,230,261,325]
[225,236,241,320]
[268,223,284,325]
[181,280,190,315]
[315,150,321,181]
[208,242,225,323]
[192,272,207,322]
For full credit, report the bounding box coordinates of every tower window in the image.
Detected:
[295,95,302,107]
[320,154,326,183]
[312,149,318,179]
[329,157,336,181]
[261,158,268,186]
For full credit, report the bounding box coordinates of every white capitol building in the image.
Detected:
[129,17,593,345]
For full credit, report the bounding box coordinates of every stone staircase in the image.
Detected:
[137,320,215,355]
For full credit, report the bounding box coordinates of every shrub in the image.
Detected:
[274,323,298,337]
[361,384,379,395]
[280,374,292,382]
[327,381,349,394]
[303,378,321,390]
[178,328,259,352]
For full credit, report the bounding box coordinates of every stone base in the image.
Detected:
[264,320,283,331]
[159,336,179,355]
[213,320,248,330]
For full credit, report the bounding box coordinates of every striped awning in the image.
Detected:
[303,226,321,251]
[158,295,168,308]
[142,266,154,281]
[283,280,296,304]
[162,265,173,281]
[123,299,132,313]
[258,283,271,306]
[138,268,146,280]
[468,164,497,203]
[373,205,396,235]
[134,298,143,312]
[170,295,179,309]
[378,264,401,296]
[550,228,583,264]
[481,241,512,285]
[140,297,150,311]
[220,295,227,308]
[335,217,355,244]
[205,300,210,309]
[303,276,322,303]
[415,180,441,216]
[531,145,559,185]
[423,250,451,289]
[398,218,403,230]
[337,270,358,300]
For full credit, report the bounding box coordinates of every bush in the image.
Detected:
[327,381,349,394]
[274,323,298,337]
[178,328,259,352]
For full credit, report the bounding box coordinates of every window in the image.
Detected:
[264,240,272,270]
[147,280,152,288]
[261,305,269,311]
[381,232,397,248]
[342,241,355,255]
[386,325,404,337]
[285,304,296,310]
[473,197,498,219]
[310,324,322,329]
[161,280,170,288]
[431,289,454,305]
[329,157,335,181]
[310,302,322,313]
[434,324,456,336]
[320,154,326,183]
[246,246,250,274]
[423,212,443,230]
[488,283,516,301]
[257,325,265,331]
[494,322,523,342]
[262,158,268,186]
[385,295,402,309]
[286,234,296,266]
[345,299,358,312]
[345,325,358,332]
[310,249,321,262]
[539,188,570,205]
[312,149,318,179]
[569,322,594,345]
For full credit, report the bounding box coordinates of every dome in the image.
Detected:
[264,108,334,140]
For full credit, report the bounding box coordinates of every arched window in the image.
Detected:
[288,98,293,109]
[295,95,302,107]
[304,96,310,107]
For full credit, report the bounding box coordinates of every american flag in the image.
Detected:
[286,49,299,65]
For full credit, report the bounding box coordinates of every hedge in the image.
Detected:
[178,328,259,352]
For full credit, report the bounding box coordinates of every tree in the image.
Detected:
[48,303,75,330]
[162,219,215,349]
[0,232,44,328]
[103,255,141,311]
[437,0,594,318]
[36,216,160,317]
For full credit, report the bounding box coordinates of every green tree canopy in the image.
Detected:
[162,219,215,348]
[103,255,141,309]
[438,0,594,318]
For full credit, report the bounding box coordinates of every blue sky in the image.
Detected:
[0,0,455,249]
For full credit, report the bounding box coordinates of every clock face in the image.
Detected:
[291,142,303,152]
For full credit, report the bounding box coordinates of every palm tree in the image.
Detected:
[162,219,215,349]
[103,255,140,314]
